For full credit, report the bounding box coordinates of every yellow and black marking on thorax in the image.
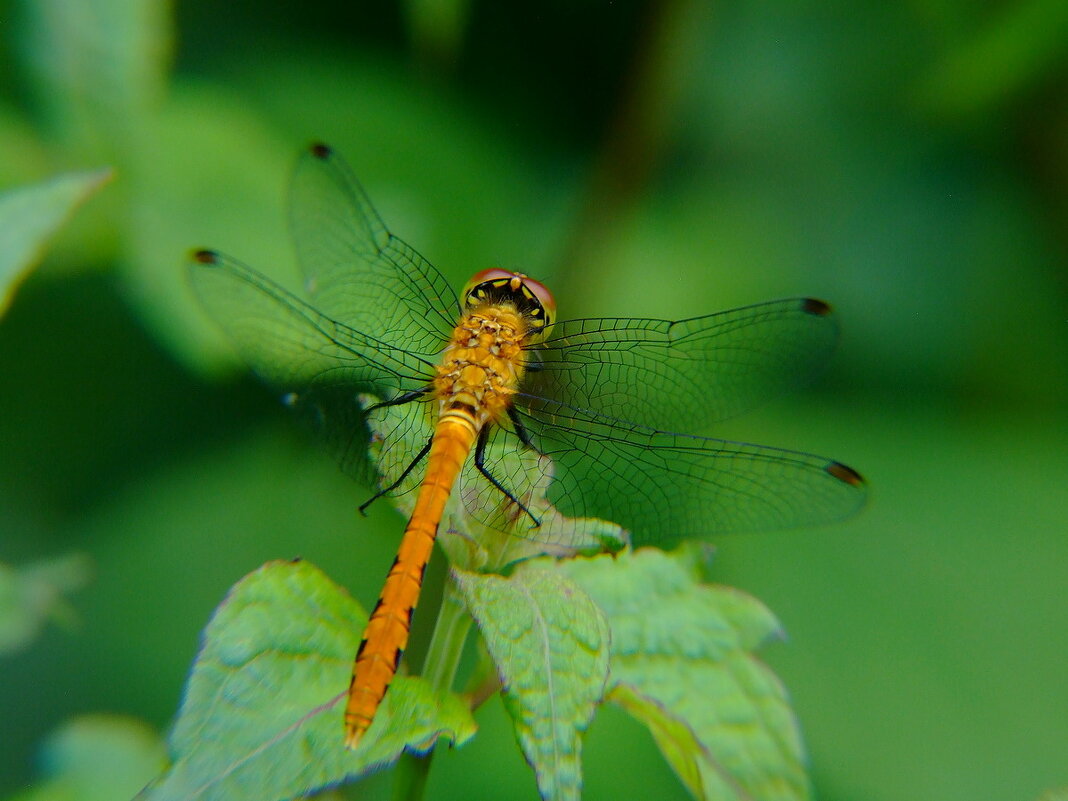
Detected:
[433,305,529,431]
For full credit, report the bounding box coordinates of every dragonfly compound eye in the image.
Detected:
[461,268,556,334]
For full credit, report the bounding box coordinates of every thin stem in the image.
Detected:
[464,671,503,713]
[391,572,473,801]
[552,0,699,304]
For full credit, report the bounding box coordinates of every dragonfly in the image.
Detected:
[190,142,866,748]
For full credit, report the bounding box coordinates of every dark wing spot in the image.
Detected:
[801,298,833,316]
[826,461,865,487]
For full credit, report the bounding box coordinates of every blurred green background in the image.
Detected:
[1,0,1066,799]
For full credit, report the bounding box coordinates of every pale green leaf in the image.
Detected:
[560,548,809,801]
[0,170,112,316]
[18,0,173,152]
[140,560,476,801]
[8,716,165,801]
[454,566,610,801]
[0,553,92,655]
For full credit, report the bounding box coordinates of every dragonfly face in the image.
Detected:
[461,268,557,337]
[190,142,866,748]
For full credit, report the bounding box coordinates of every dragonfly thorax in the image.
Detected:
[434,305,528,428]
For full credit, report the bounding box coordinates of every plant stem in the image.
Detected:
[391,572,472,801]
[552,0,699,303]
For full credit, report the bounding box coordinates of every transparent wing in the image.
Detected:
[525,299,838,432]
[463,397,866,548]
[189,249,440,480]
[288,143,459,352]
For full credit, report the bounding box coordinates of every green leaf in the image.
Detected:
[8,715,165,801]
[559,548,809,801]
[140,560,476,801]
[454,566,610,801]
[0,169,112,316]
[18,0,173,153]
[120,84,294,376]
[0,553,92,655]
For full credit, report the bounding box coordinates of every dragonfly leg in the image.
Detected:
[507,407,544,455]
[358,436,433,515]
[474,426,541,527]
[363,387,431,413]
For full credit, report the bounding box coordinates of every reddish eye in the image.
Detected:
[517,275,556,327]
[462,269,556,332]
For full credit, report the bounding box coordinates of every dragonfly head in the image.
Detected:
[461,269,556,337]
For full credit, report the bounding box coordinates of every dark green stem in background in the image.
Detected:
[553,0,699,304]
[391,573,473,801]
[406,0,471,77]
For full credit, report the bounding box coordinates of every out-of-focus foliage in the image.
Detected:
[1,0,1065,800]
[0,170,111,316]
[0,554,91,655]
[8,716,164,801]
[918,0,1068,118]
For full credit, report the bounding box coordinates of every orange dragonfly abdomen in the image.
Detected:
[343,413,476,747]
[344,294,543,748]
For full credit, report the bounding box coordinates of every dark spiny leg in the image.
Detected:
[474,426,541,527]
[359,387,432,513]
[359,437,433,515]
[507,406,543,455]
[364,387,430,413]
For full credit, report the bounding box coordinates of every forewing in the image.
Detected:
[506,397,867,546]
[525,299,838,433]
[288,144,459,353]
[189,250,439,480]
